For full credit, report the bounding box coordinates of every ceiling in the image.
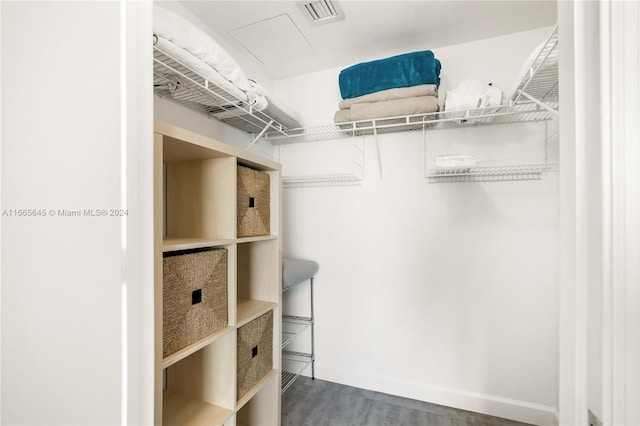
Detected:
[181,0,557,80]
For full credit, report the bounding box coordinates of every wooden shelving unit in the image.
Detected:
[154,121,282,425]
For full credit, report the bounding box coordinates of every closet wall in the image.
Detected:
[274,27,558,425]
[1,2,154,424]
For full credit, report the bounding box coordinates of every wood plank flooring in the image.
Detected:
[281,377,534,426]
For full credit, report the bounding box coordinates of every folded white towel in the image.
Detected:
[434,155,477,169]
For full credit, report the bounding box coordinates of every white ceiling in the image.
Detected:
[181,0,557,80]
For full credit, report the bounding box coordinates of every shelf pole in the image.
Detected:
[310,277,315,380]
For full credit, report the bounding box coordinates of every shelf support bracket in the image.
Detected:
[246,119,274,151]
[374,125,383,178]
[422,122,429,179]
[518,90,559,117]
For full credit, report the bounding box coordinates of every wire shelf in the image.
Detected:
[153,23,558,148]
[282,351,313,394]
[153,42,290,137]
[154,27,559,185]
[265,101,557,145]
[153,24,558,149]
[282,173,363,188]
[426,163,557,183]
[265,25,558,147]
[282,316,313,349]
[511,25,559,105]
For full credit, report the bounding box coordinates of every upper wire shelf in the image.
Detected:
[273,25,559,184]
[153,23,559,184]
[152,24,558,148]
[265,101,558,145]
[265,25,559,147]
[153,42,290,138]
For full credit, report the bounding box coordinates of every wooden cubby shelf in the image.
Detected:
[162,326,235,370]
[163,237,235,252]
[155,121,282,425]
[163,392,234,426]
[237,300,278,328]
[237,235,279,244]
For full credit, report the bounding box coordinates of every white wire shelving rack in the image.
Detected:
[267,25,560,184]
[281,317,314,393]
[281,265,317,394]
[281,315,315,393]
[153,38,292,150]
[282,315,313,348]
[282,351,313,393]
[153,24,559,185]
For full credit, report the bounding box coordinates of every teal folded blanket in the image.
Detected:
[339,50,441,99]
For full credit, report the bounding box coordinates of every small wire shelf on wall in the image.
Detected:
[282,173,363,188]
[423,113,560,184]
[280,135,365,188]
[426,163,558,183]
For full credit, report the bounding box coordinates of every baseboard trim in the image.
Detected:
[315,366,558,426]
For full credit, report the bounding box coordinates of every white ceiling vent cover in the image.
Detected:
[298,0,345,26]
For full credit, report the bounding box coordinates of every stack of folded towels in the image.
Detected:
[334,50,442,124]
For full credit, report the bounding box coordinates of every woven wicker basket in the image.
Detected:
[237,165,270,237]
[237,310,273,399]
[163,248,228,358]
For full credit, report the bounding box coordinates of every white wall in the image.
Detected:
[605,2,640,422]
[275,27,558,425]
[559,2,640,425]
[1,2,154,424]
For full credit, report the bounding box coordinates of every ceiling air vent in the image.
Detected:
[298,0,345,26]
